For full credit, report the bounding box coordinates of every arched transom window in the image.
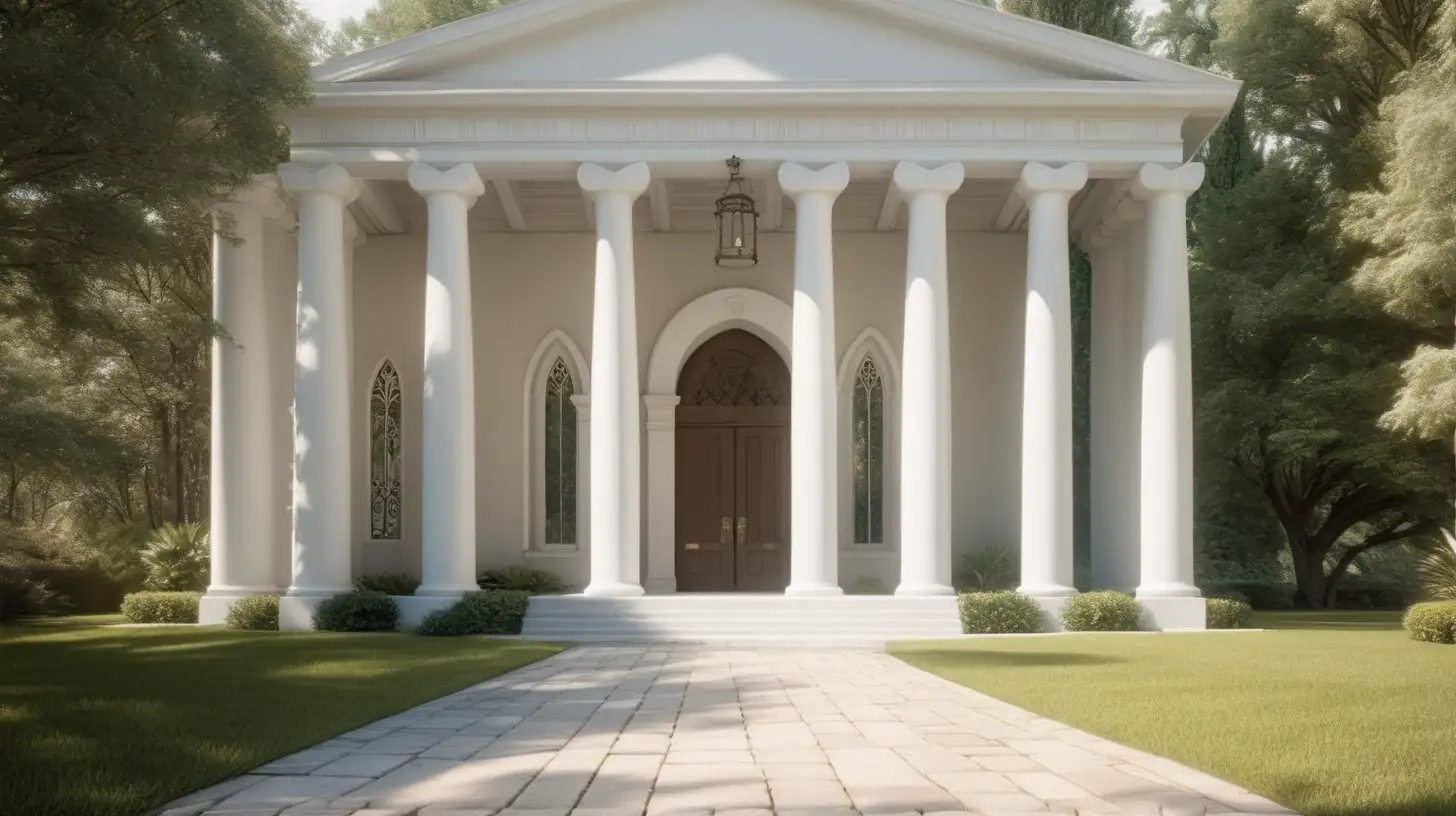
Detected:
[544,357,578,546]
[852,355,885,545]
[370,359,402,540]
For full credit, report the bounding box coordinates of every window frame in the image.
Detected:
[367,356,404,542]
[522,330,590,554]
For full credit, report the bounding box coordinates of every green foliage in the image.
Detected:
[0,546,65,622]
[1200,580,1295,610]
[957,591,1045,634]
[356,572,421,596]
[1061,591,1141,632]
[225,595,280,631]
[999,0,1140,46]
[956,544,1017,591]
[1418,532,1456,601]
[477,566,565,595]
[845,576,890,596]
[416,591,531,637]
[121,591,200,624]
[1402,601,1456,644]
[312,592,399,632]
[142,524,209,592]
[1206,597,1254,629]
[334,0,512,53]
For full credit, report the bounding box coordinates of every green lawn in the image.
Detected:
[0,616,564,816]
[893,611,1456,816]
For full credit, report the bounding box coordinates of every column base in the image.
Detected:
[643,577,677,595]
[279,587,355,631]
[583,581,646,598]
[1136,596,1207,631]
[1018,583,1079,599]
[396,594,463,628]
[199,587,283,625]
[1136,581,1202,599]
[785,584,845,598]
[895,583,956,597]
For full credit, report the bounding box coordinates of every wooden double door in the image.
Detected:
[674,329,792,593]
[675,423,790,593]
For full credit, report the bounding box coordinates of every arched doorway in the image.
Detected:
[675,329,791,592]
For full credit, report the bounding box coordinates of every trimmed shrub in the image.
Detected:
[957,591,1043,634]
[477,566,565,595]
[1061,591,1141,632]
[141,523,210,592]
[416,605,477,637]
[121,591,200,624]
[1403,601,1456,644]
[313,591,399,632]
[1199,580,1294,610]
[414,590,531,637]
[356,572,421,596]
[1206,597,1253,630]
[225,595,279,631]
[1,545,66,622]
[956,543,1016,591]
[1332,582,1411,610]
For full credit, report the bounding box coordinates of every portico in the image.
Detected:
[199,0,1238,634]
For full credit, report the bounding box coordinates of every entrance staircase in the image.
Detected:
[520,594,962,646]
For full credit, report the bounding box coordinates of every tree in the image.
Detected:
[0,0,313,321]
[334,0,512,54]
[1345,10,1456,443]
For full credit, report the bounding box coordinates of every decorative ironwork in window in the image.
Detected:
[369,359,402,540]
[544,358,578,546]
[687,349,788,406]
[853,356,885,545]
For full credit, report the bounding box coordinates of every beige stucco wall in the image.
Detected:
[260,227,1028,592]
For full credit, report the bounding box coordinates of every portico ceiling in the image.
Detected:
[348,177,1087,235]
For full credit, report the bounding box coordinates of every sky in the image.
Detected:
[301,0,1168,27]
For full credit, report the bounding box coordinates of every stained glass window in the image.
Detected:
[544,358,577,546]
[369,359,402,540]
[853,356,884,545]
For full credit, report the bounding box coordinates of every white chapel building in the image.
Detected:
[201,0,1239,635]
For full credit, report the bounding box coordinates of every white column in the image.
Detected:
[1087,200,1143,592]
[1131,163,1205,601]
[579,163,650,597]
[279,164,359,617]
[780,162,850,597]
[643,394,681,594]
[409,163,486,596]
[202,181,286,624]
[892,162,965,596]
[1016,162,1088,599]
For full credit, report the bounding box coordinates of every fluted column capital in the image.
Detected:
[892,162,965,198]
[279,163,358,205]
[578,162,651,198]
[408,162,485,203]
[1131,163,1206,201]
[778,162,851,198]
[1016,162,1089,201]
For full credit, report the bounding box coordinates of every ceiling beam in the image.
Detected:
[760,176,782,231]
[875,183,904,231]
[351,180,406,234]
[993,187,1026,232]
[648,179,671,232]
[489,178,527,231]
[582,190,595,230]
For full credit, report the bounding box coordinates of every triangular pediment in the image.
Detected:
[314,0,1231,87]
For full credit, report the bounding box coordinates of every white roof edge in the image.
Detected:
[312,0,1240,87]
[303,80,1241,112]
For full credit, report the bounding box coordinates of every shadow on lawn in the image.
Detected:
[0,626,560,816]
[901,648,1127,669]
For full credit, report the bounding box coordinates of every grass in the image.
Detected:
[892,610,1456,816]
[0,616,564,816]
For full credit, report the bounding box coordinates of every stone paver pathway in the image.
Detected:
[160,646,1295,816]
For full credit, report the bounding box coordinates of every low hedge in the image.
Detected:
[313,591,399,632]
[356,572,421,596]
[1199,580,1294,610]
[1061,591,1141,632]
[1403,601,1456,644]
[957,590,1043,634]
[1206,597,1253,630]
[120,591,200,624]
[477,566,565,595]
[417,590,531,637]
[225,595,279,631]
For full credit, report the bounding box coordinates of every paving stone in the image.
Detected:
[214,776,373,807]
[511,748,608,808]
[766,778,854,809]
[422,736,498,760]
[310,754,411,778]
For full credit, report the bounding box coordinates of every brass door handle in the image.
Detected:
[721,517,732,545]
[737,516,747,546]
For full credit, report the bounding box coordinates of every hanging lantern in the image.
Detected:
[714,156,758,268]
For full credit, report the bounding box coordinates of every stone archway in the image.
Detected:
[642,288,792,594]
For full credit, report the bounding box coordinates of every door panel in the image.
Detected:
[675,426,736,592]
[735,426,790,593]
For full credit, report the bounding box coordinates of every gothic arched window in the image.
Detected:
[369,359,402,540]
[543,357,578,546]
[852,355,885,545]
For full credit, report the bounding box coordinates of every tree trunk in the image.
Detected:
[173,404,186,525]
